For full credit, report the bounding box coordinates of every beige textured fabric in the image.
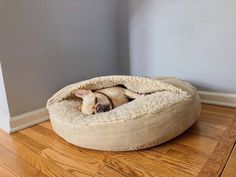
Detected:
[47,76,201,151]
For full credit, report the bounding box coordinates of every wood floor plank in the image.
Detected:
[98,156,156,177]
[163,145,207,168]
[190,120,226,140]
[173,131,218,155]
[40,148,103,177]
[198,119,236,177]
[198,112,233,127]
[39,120,53,130]
[10,132,47,153]
[0,130,76,177]
[97,165,131,177]
[31,124,70,146]
[221,144,236,177]
[0,164,18,177]
[20,126,107,161]
[0,144,45,177]
[107,150,199,177]
[201,104,236,118]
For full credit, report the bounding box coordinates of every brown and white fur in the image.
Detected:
[75,86,141,115]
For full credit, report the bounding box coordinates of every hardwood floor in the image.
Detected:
[222,145,236,177]
[0,104,236,177]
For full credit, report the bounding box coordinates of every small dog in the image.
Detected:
[75,86,141,115]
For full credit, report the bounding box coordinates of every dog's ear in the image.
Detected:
[95,102,111,113]
[75,89,92,99]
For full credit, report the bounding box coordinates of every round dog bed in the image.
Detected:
[47,76,201,151]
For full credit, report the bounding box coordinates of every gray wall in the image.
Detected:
[128,0,236,93]
[117,0,130,74]
[0,0,119,116]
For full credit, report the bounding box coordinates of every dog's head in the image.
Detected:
[75,89,112,115]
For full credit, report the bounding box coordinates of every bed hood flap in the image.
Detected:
[47,75,185,108]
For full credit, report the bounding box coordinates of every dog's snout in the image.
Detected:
[96,103,110,113]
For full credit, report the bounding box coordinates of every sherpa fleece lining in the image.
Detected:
[46,76,192,125]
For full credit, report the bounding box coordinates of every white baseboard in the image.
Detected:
[9,108,49,133]
[198,91,236,108]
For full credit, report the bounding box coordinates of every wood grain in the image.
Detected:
[222,144,236,177]
[0,131,76,177]
[0,104,235,177]
[198,119,236,177]
[0,144,45,177]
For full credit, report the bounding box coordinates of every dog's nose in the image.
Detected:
[96,103,110,113]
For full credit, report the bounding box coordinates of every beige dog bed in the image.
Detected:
[47,76,201,151]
